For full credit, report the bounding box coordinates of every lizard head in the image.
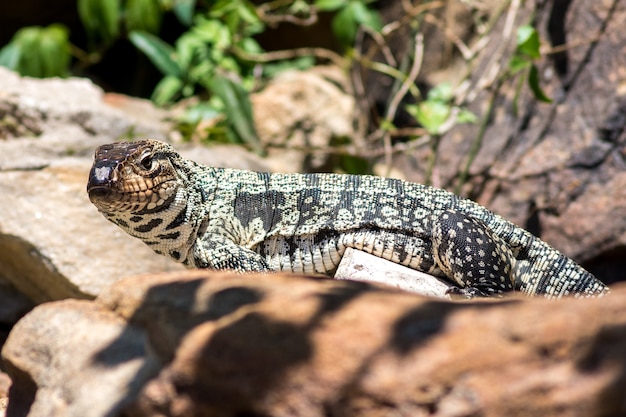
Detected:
[87,139,181,214]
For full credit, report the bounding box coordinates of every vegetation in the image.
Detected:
[0,0,552,192]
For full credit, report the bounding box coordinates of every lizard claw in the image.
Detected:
[446,286,490,300]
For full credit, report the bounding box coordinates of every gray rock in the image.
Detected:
[394,0,626,283]
[0,157,185,302]
[0,68,270,303]
[0,67,170,170]
[251,66,355,172]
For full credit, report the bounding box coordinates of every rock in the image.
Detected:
[0,366,9,412]
[394,0,626,282]
[0,155,184,303]
[0,67,169,167]
[3,271,625,417]
[176,142,270,173]
[2,300,156,417]
[335,248,453,299]
[251,66,355,172]
[0,68,271,303]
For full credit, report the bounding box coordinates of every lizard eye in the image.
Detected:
[139,151,155,171]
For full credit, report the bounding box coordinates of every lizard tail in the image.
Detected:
[514,249,609,298]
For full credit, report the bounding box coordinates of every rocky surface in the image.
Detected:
[2,270,625,417]
[0,67,180,303]
[1,0,625,413]
[0,67,274,304]
[0,371,9,416]
[397,0,626,284]
[252,66,355,172]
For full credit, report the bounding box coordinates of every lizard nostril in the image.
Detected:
[87,160,118,184]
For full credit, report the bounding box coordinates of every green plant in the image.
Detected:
[128,0,383,152]
[0,0,383,156]
[315,0,382,46]
[0,24,71,78]
[0,1,557,187]
[510,24,552,106]
[453,22,552,193]
[127,1,266,150]
[405,82,476,136]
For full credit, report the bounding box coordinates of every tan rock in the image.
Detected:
[0,158,184,303]
[252,66,355,172]
[2,299,158,417]
[122,274,626,417]
[0,371,10,414]
[3,271,624,417]
[0,68,271,303]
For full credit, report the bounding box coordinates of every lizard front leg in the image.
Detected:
[192,234,271,272]
[432,209,516,298]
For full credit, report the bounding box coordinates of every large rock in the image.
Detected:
[0,68,270,303]
[252,66,355,172]
[0,371,9,416]
[0,157,184,302]
[395,0,626,283]
[2,300,153,417]
[0,67,181,303]
[3,271,625,417]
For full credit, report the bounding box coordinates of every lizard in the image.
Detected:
[86,139,609,298]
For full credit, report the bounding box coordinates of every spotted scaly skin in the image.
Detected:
[87,139,609,298]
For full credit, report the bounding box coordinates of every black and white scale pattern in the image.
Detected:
[87,139,609,298]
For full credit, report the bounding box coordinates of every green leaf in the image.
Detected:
[180,101,221,123]
[379,119,395,132]
[516,25,541,59]
[456,108,478,124]
[527,64,552,103]
[406,101,451,135]
[509,54,530,74]
[339,154,370,175]
[37,24,71,77]
[0,43,21,70]
[193,19,231,50]
[350,1,382,31]
[261,56,314,78]
[209,0,237,16]
[315,0,346,11]
[9,28,39,76]
[238,37,263,54]
[126,0,162,33]
[129,30,182,77]
[1,25,71,78]
[172,0,196,26]
[151,74,184,105]
[331,1,382,46]
[236,2,264,36]
[175,31,208,71]
[78,0,121,43]
[208,75,263,154]
[331,5,357,45]
[427,82,453,102]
